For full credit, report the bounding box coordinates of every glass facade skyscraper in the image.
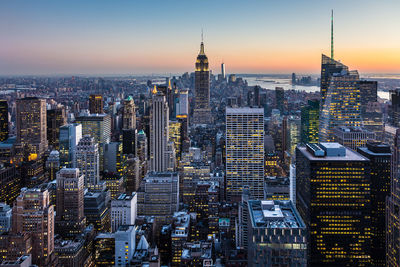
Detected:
[301,99,319,144]
[319,55,362,142]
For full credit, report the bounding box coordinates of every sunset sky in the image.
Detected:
[1,0,400,75]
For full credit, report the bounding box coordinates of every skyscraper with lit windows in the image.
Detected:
[193,41,212,124]
[226,107,264,202]
[75,135,100,187]
[296,143,371,266]
[89,94,104,114]
[387,130,400,267]
[12,188,55,266]
[301,99,319,144]
[55,168,86,238]
[319,55,362,142]
[47,105,67,150]
[75,112,111,171]
[357,141,390,267]
[15,97,48,161]
[0,100,8,142]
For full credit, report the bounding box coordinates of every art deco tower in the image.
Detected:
[193,41,212,124]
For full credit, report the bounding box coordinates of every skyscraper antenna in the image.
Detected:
[201,28,204,42]
[331,9,334,59]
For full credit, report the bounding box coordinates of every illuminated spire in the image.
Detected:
[152,85,157,94]
[331,9,334,59]
[199,30,205,55]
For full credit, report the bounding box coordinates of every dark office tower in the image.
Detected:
[296,143,371,266]
[122,96,137,155]
[55,168,86,238]
[357,141,390,267]
[390,88,400,127]
[15,97,48,161]
[387,130,400,267]
[122,129,137,155]
[275,87,284,114]
[291,73,296,85]
[84,189,111,233]
[0,100,8,142]
[89,94,104,114]
[359,80,378,107]
[301,100,319,144]
[254,86,261,107]
[319,55,362,142]
[123,96,136,130]
[192,41,212,124]
[0,165,20,205]
[47,105,67,150]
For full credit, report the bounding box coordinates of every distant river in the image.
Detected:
[243,76,389,100]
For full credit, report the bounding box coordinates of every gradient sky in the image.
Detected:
[1,0,400,75]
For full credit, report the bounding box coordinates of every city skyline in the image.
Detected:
[1,0,400,75]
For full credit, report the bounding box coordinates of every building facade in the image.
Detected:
[192,41,212,124]
[247,200,307,266]
[226,108,264,201]
[55,168,86,238]
[15,97,48,161]
[357,141,391,266]
[111,193,137,232]
[75,135,100,187]
[59,123,82,168]
[296,143,371,266]
[319,55,362,142]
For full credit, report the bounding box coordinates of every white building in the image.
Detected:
[150,92,172,172]
[0,203,11,233]
[111,193,137,232]
[75,135,100,187]
[225,108,265,201]
[115,225,136,266]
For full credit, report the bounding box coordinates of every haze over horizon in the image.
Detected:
[1,0,400,75]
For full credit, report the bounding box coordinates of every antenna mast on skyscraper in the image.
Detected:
[201,28,204,42]
[331,9,334,59]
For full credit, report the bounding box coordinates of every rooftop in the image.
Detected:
[301,143,368,161]
[226,107,264,114]
[115,192,136,201]
[248,200,305,229]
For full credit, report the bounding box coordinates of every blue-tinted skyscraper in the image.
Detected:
[59,123,82,168]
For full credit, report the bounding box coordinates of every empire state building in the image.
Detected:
[193,41,212,124]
